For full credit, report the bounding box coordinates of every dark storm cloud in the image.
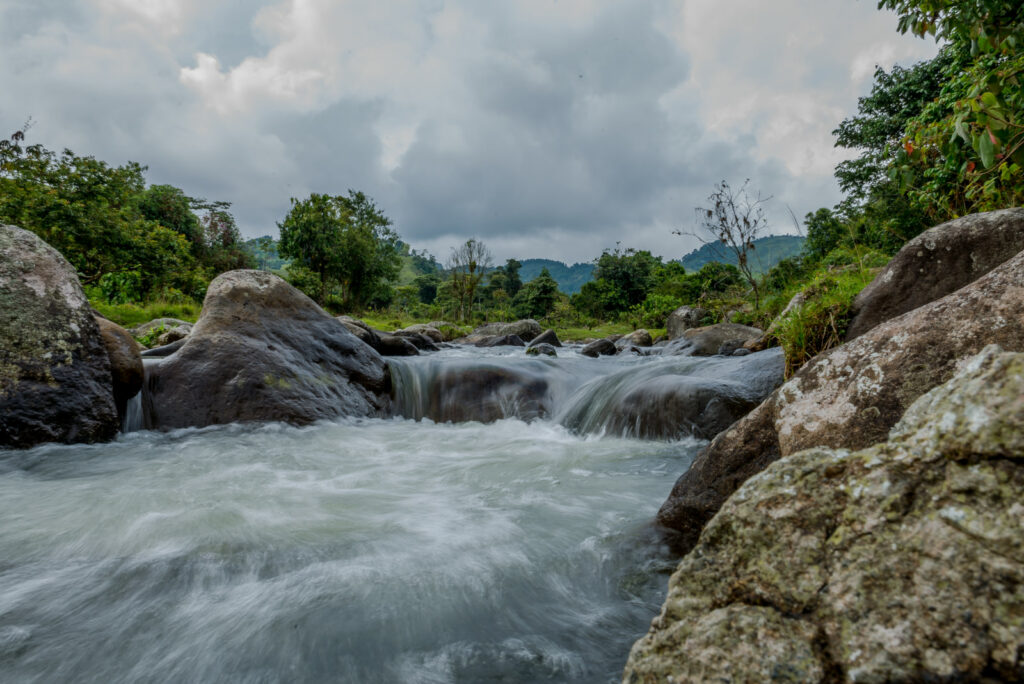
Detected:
[0,0,937,263]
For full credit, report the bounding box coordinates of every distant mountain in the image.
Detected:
[680,234,805,274]
[519,259,595,294]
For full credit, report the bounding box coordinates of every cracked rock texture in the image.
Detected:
[625,345,1024,683]
[658,246,1024,552]
[0,225,118,448]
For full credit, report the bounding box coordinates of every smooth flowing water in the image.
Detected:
[0,346,713,683]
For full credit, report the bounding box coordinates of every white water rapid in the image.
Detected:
[1,345,779,682]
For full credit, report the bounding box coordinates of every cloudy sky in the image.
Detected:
[0,0,937,264]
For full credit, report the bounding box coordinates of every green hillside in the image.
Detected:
[519,259,595,294]
[680,234,805,274]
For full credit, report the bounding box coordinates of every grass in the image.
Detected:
[91,298,201,329]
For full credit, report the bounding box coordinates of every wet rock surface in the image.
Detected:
[148,271,389,429]
[665,305,708,340]
[94,316,144,419]
[658,246,1024,553]
[0,225,119,448]
[626,346,1024,683]
[662,323,763,357]
[581,338,617,358]
[527,328,561,348]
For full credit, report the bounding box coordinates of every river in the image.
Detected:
[0,345,778,682]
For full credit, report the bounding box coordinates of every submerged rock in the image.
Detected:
[94,316,144,420]
[560,348,784,440]
[657,246,1024,553]
[0,225,119,448]
[525,343,557,357]
[475,334,525,348]
[148,270,389,429]
[581,338,616,358]
[662,323,762,357]
[847,207,1024,339]
[625,346,1024,683]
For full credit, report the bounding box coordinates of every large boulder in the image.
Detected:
[662,322,762,357]
[847,207,1024,339]
[375,334,419,356]
[93,316,144,419]
[475,334,525,348]
[0,225,119,447]
[665,305,707,340]
[657,247,1024,553]
[336,316,381,349]
[626,346,1024,683]
[148,270,389,429]
[392,330,440,351]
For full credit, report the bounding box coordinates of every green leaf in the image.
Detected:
[980,92,999,108]
[978,134,996,168]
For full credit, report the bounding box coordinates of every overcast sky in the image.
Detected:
[0,0,937,264]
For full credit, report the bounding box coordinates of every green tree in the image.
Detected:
[512,267,559,319]
[802,207,847,260]
[278,191,400,307]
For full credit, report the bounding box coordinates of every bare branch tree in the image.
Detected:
[447,237,492,322]
[677,179,771,310]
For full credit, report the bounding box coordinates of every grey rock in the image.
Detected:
[527,328,561,348]
[581,338,617,357]
[847,207,1024,339]
[94,316,144,420]
[475,334,525,348]
[626,346,1024,683]
[148,270,389,429]
[657,246,1024,554]
[525,343,557,357]
[662,323,763,357]
[0,225,119,448]
[665,305,708,340]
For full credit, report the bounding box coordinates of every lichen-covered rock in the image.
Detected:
[525,343,557,357]
[0,225,118,447]
[625,345,1024,683]
[662,323,763,357]
[93,315,144,419]
[665,305,708,340]
[129,317,192,339]
[658,247,1024,552]
[847,207,1024,339]
[148,270,389,429]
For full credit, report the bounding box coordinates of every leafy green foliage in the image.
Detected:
[278,191,400,308]
[512,267,559,319]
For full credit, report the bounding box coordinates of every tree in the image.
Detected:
[447,238,492,322]
[802,207,847,260]
[682,179,769,309]
[278,191,400,307]
[512,267,559,319]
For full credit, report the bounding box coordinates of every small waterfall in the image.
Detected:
[122,391,144,432]
[389,356,579,424]
[387,347,785,441]
[555,349,784,440]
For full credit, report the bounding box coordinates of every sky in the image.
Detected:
[0,0,938,264]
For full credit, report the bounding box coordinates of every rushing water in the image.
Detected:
[0,345,718,683]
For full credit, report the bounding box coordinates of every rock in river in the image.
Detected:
[625,345,1024,683]
[0,225,119,448]
[148,270,390,429]
[657,243,1024,553]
